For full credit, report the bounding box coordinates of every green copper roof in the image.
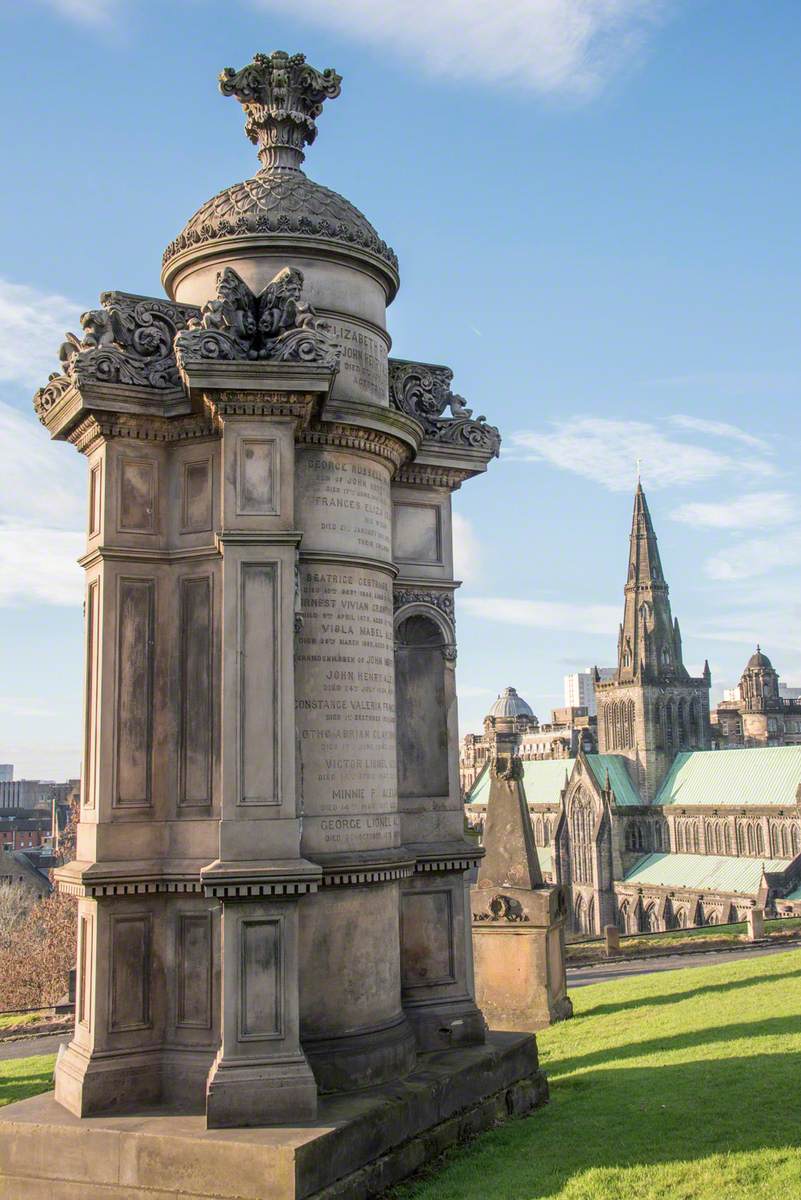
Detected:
[466,758,573,809]
[655,746,801,808]
[586,754,642,808]
[624,852,789,895]
[782,881,801,901]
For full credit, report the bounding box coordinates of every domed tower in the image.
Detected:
[33,53,500,1129]
[484,687,538,736]
[739,647,783,745]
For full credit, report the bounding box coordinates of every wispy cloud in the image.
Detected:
[250,0,673,97]
[669,414,772,453]
[461,596,619,635]
[705,528,801,583]
[510,417,776,492]
[0,398,84,607]
[0,279,81,390]
[33,0,119,27]
[672,492,795,531]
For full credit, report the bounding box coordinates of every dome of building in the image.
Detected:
[746,645,773,671]
[487,687,535,721]
[162,169,398,288]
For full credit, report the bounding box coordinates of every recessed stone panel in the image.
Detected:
[179,576,213,807]
[400,890,454,989]
[324,315,389,407]
[177,912,212,1029]
[239,563,278,805]
[115,578,155,808]
[237,438,277,516]
[182,459,212,532]
[83,579,100,810]
[109,913,151,1032]
[239,918,282,1040]
[118,456,157,533]
[392,503,441,565]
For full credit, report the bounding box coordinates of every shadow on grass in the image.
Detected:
[401,1050,801,1200]
[544,1013,801,1077]
[581,965,801,1018]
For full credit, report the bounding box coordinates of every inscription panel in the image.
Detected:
[296,450,392,560]
[325,316,389,406]
[296,562,400,855]
[392,503,441,565]
[115,577,155,808]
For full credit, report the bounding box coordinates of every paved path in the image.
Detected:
[567,941,801,987]
[0,1033,68,1061]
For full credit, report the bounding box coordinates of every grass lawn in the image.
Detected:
[0,1010,47,1032]
[399,947,801,1200]
[566,917,801,962]
[0,1054,56,1109]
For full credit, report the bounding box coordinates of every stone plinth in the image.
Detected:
[747,906,765,941]
[471,738,572,1030]
[0,1034,545,1200]
[605,924,621,955]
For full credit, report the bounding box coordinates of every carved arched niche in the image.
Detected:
[394,611,451,800]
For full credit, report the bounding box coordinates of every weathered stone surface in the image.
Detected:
[0,1034,545,1200]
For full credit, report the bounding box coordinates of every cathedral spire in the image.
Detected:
[618,483,683,683]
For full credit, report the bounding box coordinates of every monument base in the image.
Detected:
[0,1033,545,1200]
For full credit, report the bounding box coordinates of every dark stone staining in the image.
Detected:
[115,578,155,806]
[395,615,448,798]
[401,890,454,989]
[110,914,151,1032]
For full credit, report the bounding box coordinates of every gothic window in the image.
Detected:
[675,821,684,852]
[570,790,594,886]
[655,701,664,749]
[677,700,688,746]
[574,893,593,935]
[666,703,675,749]
[662,646,670,666]
[690,700,700,747]
[692,822,700,853]
[793,826,800,857]
[674,906,687,929]
[627,700,635,747]
[543,819,551,846]
[737,824,746,855]
[705,820,713,852]
[747,825,755,855]
[618,900,630,934]
[643,903,658,933]
[771,825,780,857]
[782,826,791,858]
[756,825,765,856]
[655,823,663,850]
[724,824,732,855]
[614,703,623,750]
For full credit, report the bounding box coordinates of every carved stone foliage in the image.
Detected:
[33,292,200,421]
[219,51,342,171]
[388,359,501,457]
[473,894,530,923]
[491,753,524,782]
[174,266,340,370]
[393,589,455,622]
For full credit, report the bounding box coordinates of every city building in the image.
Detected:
[465,484,801,934]
[712,650,801,747]
[0,766,13,783]
[563,669,615,717]
[0,848,51,897]
[459,688,596,796]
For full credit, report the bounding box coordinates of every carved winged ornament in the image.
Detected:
[174,266,340,370]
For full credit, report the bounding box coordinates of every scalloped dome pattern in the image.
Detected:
[487,687,535,721]
[163,169,398,273]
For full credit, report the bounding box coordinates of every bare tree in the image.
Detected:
[0,881,34,940]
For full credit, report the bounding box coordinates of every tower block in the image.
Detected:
[27,52,505,1131]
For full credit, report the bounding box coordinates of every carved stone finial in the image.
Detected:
[219,51,342,171]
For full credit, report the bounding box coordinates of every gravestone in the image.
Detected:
[0,52,548,1200]
[472,731,573,1030]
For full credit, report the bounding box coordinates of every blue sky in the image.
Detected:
[1,0,800,778]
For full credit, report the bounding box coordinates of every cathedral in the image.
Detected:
[465,484,801,935]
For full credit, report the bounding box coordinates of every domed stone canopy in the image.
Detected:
[161,50,398,305]
[162,169,398,281]
[487,687,535,721]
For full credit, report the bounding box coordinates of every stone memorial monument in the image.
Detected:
[472,731,572,1030]
[0,53,548,1200]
